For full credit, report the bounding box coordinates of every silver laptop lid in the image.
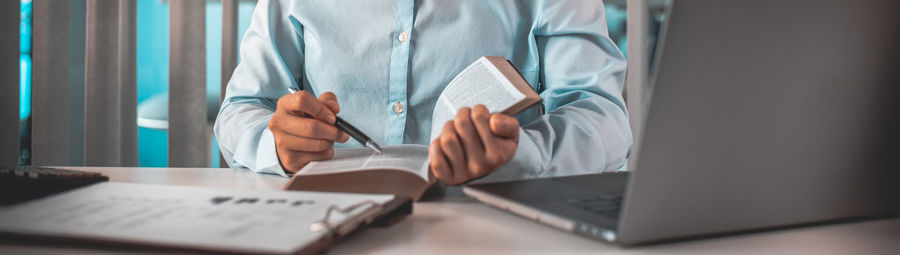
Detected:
[618,0,900,245]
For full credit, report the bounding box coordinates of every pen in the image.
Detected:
[288,87,384,154]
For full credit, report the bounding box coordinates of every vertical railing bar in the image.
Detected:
[32,1,73,166]
[0,0,20,167]
[169,0,208,167]
[32,0,86,166]
[220,0,239,168]
[119,0,137,166]
[85,0,121,166]
[68,0,87,166]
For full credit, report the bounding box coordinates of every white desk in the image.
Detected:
[3,167,899,254]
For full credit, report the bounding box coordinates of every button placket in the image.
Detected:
[385,0,415,145]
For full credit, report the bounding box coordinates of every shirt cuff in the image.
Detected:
[255,128,290,178]
[472,128,543,184]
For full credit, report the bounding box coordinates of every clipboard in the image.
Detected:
[0,183,413,255]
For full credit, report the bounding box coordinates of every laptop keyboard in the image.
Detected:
[565,194,624,219]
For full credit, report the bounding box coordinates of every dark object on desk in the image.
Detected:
[466,0,900,246]
[0,166,108,205]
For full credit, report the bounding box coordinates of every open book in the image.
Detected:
[284,56,541,200]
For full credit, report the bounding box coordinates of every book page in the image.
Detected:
[298,144,430,181]
[0,183,394,255]
[430,57,526,141]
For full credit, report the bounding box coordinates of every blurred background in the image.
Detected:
[12,0,666,168]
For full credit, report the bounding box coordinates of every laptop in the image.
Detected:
[463,0,900,246]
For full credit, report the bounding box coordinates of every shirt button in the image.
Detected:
[398,31,409,42]
[393,101,405,114]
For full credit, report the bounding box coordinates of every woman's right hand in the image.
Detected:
[268,91,349,173]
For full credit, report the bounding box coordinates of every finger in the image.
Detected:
[337,130,350,143]
[490,114,520,140]
[313,92,350,142]
[292,149,336,172]
[471,105,496,144]
[454,107,486,176]
[278,150,304,173]
[429,139,453,183]
[273,131,334,152]
[278,90,336,124]
[439,121,468,183]
[275,115,346,141]
[317,91,340,114]
[470,105,503,167]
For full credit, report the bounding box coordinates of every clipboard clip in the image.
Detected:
[310,200,382,236]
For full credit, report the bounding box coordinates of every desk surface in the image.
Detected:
[3,167,899,255]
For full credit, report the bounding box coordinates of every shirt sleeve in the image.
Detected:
[214,0,303,177]
[476,0,632,183]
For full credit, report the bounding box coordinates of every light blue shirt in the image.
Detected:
[215,0,632,181]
